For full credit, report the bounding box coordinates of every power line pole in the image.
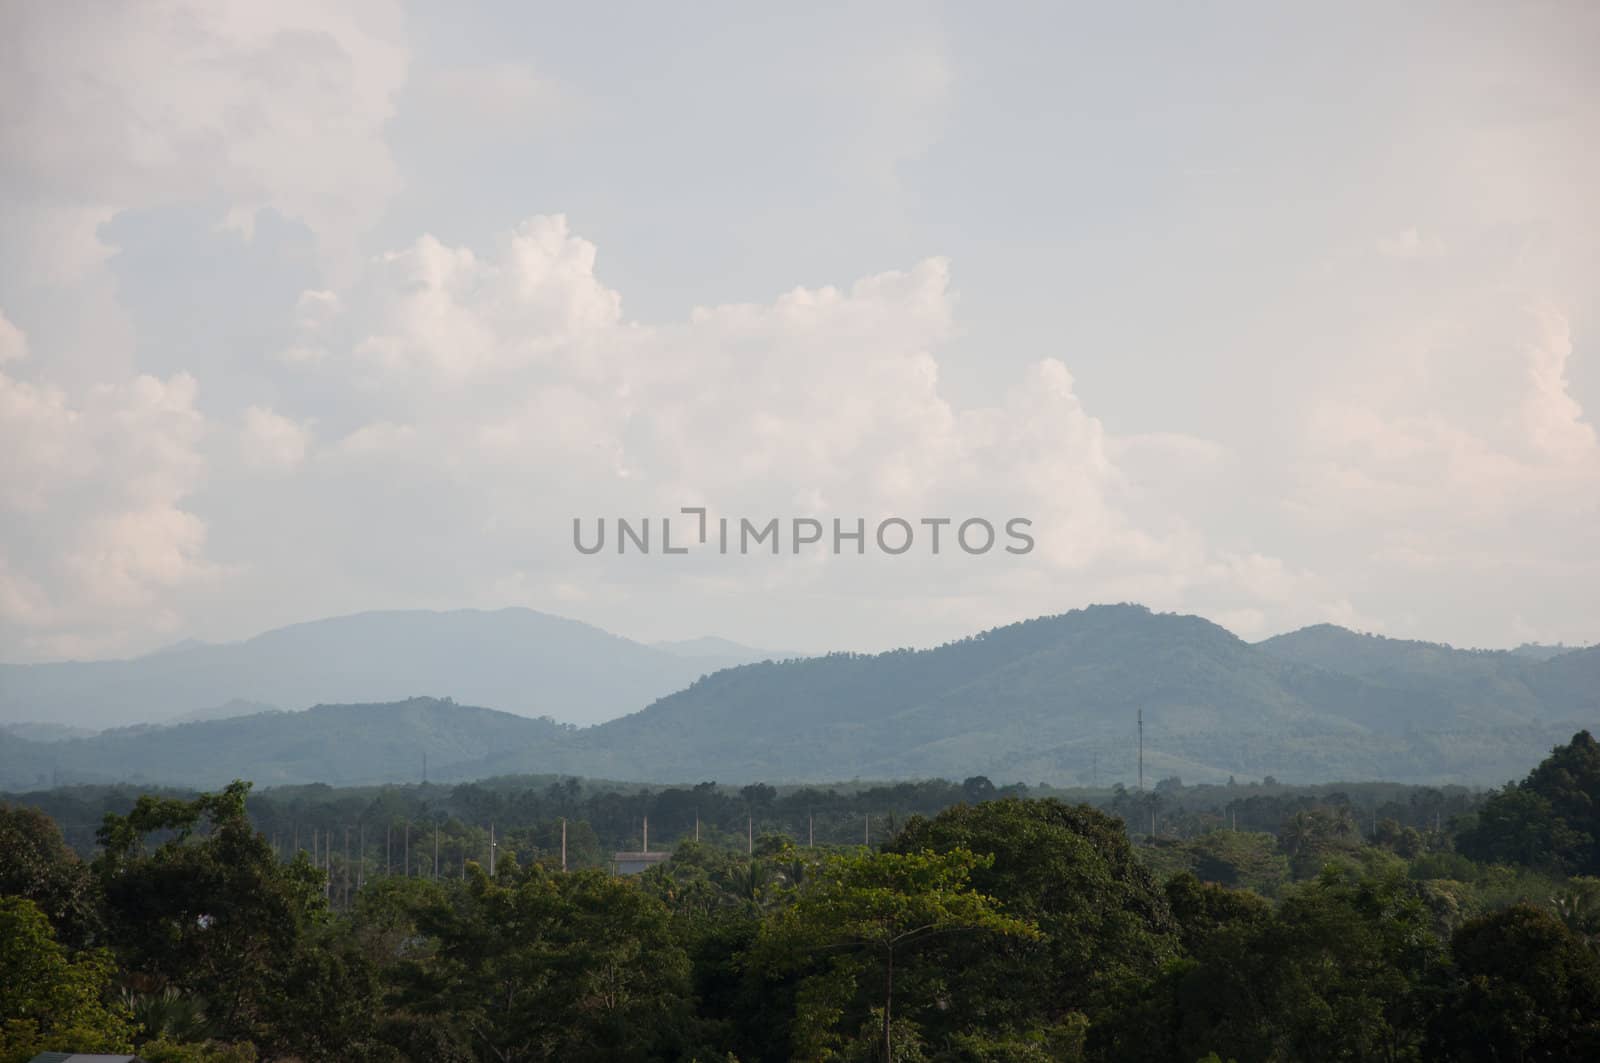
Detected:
[358,824,365,891]
[433,825,439,880]
[489,822,497,876]
[343,827,351,909]
[864,813,870,847]
[808,812,814,847]
[643,815,649,854]
[560,817,567,872]
[1137,709,1145,792]
[746,815,752,857]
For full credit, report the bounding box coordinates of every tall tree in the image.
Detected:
[1458,730,1600,873]
[394,861,692,1062]
[753,847,1037,1062]
[93,781,330,1049]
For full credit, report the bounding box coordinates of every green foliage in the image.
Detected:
[0,802,98,947]
[9,750,1600,1062]
[1096,868,1446,1061]
[391,862,692,1061]
[753,847,1037,1062]
[886,798,1179,1036]
[0,895,135,1063]
[1458,730,1600,874]
[1428,903,1600,1060]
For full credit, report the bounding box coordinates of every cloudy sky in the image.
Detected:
[2,1,1596,662]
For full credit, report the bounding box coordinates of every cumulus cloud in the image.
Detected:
[0,0,408,277]
[0,366,214,658]
[170,215,1291,655]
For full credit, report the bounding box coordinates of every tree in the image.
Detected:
[1096,868,1443,1062]
[395,861,692,1061]
[0,803,97,947]
[886,799,1179,1036]
[1428,903,1600,1060]
[92,781,335,1051]
[1458,730,1600,874]
[753,847,1037,1062]
[0,896,136,1063]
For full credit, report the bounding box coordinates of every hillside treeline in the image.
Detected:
[1,733,1597,1061]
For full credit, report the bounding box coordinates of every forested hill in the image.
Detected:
[1255,623,1598,718]
[0,698,567,791]
[2,605,1594,790]
[530,604,1596,785]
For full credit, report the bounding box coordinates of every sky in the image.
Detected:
[1,1,1597,662]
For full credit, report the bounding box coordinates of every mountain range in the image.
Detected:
[1,604,1594,791]
[0,608,783,730]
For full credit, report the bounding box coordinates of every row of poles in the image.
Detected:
[269,819,568,907]
[646,811,879,854]
[273,809,897,902]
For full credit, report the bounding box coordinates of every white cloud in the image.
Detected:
[241,406,313,473]
[0,310,27,364]
[1,1,409,277]
[0,366,215,657]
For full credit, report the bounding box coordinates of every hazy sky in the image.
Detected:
[2,1,1597,662]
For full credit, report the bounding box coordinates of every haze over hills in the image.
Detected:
[0,607,786,731]
[0,698,567,791]
[2,604,1594,791]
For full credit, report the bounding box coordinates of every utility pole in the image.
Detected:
[358,824,365,891]
[643,815,649,854]
[1137,709,1145,792]
[561,817,567,872]
[489,822,497,876]
[343,827,351,909]
[694,810,700,843]
[808,812,814,847]
[746,816,753,857]
[403,820,410,878]
[865,813,870,847]
[433,825,440,879]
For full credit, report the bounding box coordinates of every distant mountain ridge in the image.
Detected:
[0,608,783,730]
[3,605,1594,791]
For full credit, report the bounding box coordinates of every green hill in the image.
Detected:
[4,606,1594,790]
[0,697,567,790]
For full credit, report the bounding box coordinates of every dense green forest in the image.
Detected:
[3,732,1598,1061]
